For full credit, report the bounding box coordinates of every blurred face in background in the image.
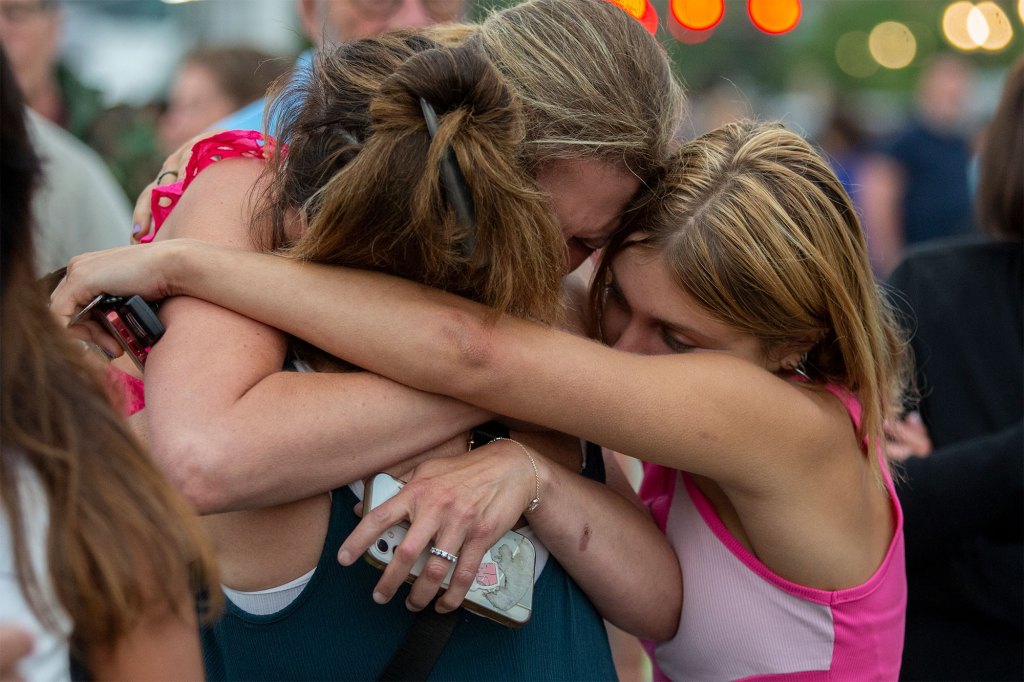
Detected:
[300,0,468,45]
[0,0,61,102]
[917,54,974,132]
[158,60,238,154]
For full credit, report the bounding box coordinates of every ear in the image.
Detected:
[772,329,825,373]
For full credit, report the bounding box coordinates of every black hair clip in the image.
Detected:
[419,97,478,260]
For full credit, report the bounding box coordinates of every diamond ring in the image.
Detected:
[429,546,458,563]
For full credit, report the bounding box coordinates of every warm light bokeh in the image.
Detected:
[670,0,725,32]
[943,1,980,50]
[747,0,801,34]
[976,1,1013,50]
[603,0,659,33]
[869,21,917,69]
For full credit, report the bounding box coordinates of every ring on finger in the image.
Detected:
[429,546,458,563]
[156,170,179,185]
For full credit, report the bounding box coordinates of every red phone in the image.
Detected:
[70,294,165,371]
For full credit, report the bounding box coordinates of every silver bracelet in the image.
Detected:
[494,437,541,514]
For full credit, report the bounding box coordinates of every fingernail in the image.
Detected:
[405,599,422,612]
[373,591,388,605]
[338,549,351,565]
[132,224,141,236]
[435,604,452,614]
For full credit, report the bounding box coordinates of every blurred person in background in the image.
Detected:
[0,46,217,681]
[133,0,470,243]
[214,0,469,133]
[158,46,292,156]
[26,107,132,275]
[886,55,1023,681]
[0,0,163,200]
[860,53,978,277]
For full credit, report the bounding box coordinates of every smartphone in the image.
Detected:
[70,294,165,372]
[363,472,535,628]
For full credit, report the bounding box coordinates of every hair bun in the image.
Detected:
[372,45,515,133]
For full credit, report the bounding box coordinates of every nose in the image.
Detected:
[610,319,650,355]
[606,315,655,352]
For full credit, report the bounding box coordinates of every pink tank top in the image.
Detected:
[639,385,906,681]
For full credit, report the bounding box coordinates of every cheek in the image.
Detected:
[600,300,627,346]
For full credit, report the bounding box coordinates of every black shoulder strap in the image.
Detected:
[377,601,460,682]
[377,421,507,681]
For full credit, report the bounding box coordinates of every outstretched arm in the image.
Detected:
[55,239,839,491]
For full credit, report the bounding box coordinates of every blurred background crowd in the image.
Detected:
[1,0,1019,276]
[1,1,1020,680]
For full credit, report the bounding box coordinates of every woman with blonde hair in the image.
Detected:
[57,121,911,679]
[0,49,218,680]
[57,1,685,678]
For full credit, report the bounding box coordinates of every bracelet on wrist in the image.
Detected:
[493,437,541,514]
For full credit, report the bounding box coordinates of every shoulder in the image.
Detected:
[156,154,269,248]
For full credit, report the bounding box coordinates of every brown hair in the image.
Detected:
[259,0,683,255]
[0,49,219,658]
[295,37,564,316]
[975,55,1023,241]
[476,0,683,178]
[592,121,910,468]
[258,2,684,365]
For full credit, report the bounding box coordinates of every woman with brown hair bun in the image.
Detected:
[54,1,684,679]
[0,48,219,681]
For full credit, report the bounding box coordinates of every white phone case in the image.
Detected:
[363,472,535,627]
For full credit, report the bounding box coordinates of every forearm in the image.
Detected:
[152,369,487,514]
[527,451,681,640]
[166,241,811,488]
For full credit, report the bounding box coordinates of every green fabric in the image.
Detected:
[202,487,617,681]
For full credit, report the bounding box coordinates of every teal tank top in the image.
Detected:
[201,484,617,680]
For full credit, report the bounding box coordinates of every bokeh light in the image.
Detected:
[836,31,879,78]
[1018,0,1024,26]
[967,4,991,45]
[604,0,659,34]
[670,0,725,32]
[667,20,716,44]
[868,21,917,69]
[976,1,1014,50]
[747,0,801,34]
[943,1,980,51]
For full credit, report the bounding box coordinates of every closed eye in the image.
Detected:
[660,327,697,353]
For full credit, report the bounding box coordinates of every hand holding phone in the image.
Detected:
[69,294,165,371]
[359,472,535,627]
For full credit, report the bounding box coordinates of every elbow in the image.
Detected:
[149,428,236,514]
[437,307,503,401]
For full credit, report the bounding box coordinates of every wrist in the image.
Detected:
[166,239,209,298]
[493,437,542,515]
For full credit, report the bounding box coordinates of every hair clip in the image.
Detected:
[419,97,478,260]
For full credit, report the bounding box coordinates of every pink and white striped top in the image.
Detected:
[640,386,906,681]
